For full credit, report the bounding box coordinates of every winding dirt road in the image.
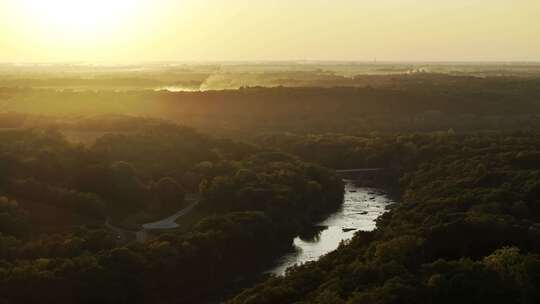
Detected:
[142,194,200,230]
[105,194,200,243]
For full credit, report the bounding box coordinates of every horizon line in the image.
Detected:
[1,60,540,66]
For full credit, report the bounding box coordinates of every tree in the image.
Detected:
[109,161,148,212]
[154,177,185,211]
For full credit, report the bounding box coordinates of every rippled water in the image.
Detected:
[268,180,394,276]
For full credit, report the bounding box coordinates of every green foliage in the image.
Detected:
[2,75,540,137]
[8,179,106,219]
[0,119,344,303]
[228,132,540,304]
[152,177,186,211]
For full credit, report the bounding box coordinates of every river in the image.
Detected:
[267,180,395,276]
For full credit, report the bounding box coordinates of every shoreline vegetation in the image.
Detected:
[228,132,540,304]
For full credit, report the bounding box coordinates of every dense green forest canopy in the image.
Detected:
[1,68,540,303]
[2,115,540,303]
[0,121,343,303]
[0,74,540,137]
[229,131,540,304]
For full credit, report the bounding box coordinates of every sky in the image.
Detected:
[0,0,539,63]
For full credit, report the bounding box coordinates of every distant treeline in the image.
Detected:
[1,74,540,136]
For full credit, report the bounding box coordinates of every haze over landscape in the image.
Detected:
[1,1,540,304]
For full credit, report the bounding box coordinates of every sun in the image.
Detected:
[18,0,143,38]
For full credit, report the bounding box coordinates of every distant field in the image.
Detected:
[1,62,540,91]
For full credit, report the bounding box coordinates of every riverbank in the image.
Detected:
[267,181,395,275]
[210,179,397,303]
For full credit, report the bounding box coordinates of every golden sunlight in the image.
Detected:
[1,0,538,62]
[17,0,144,38]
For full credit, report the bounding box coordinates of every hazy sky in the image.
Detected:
[0,0,539,62]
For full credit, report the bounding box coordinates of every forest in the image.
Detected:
[1,71,540,138]
[0,66,540,303]
[0,121,343,303]
[229,131,540,304]
[2,0,540,300]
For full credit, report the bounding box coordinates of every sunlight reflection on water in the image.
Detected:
[268,181,394,276]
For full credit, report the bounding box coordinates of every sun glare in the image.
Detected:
[18,0,143,38]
